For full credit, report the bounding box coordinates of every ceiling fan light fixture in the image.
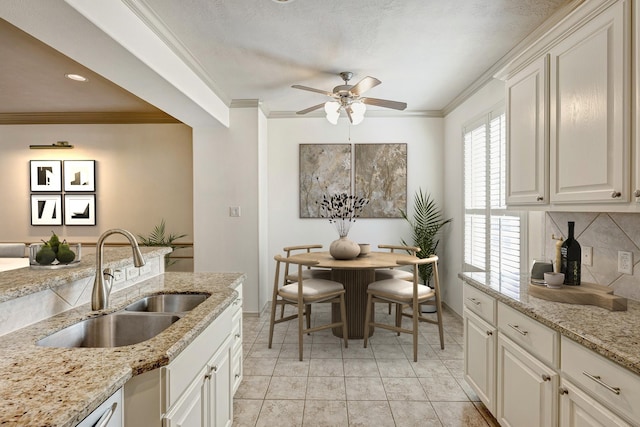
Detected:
[326,112,339,125]
[324,101,340,115]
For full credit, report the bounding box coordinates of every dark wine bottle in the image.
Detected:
[560,221,581,285]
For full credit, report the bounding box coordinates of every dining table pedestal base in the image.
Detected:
[331,269,375,339]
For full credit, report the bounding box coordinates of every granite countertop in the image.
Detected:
[460,272,640,376]
[0,271,245,427]
[0,246,172,303]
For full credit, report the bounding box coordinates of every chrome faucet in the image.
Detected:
[92,228,145,310]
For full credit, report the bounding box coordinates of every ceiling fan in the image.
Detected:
[292,71,407,125]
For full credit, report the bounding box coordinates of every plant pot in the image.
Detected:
[329,236,360,260]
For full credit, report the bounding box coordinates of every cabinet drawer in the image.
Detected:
[498,302,558,367]
[561,336,640,424]
[463,283,497,325]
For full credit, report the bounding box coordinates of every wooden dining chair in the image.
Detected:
[269,254,348,361]
[283,244,331,284]
[363,255,444,362]
[375,244,421,314]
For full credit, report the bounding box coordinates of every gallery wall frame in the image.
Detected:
[64,194,96,226]
[31,194,63,225]
[30,160,62,192]
[299,144,351,218]
[354,143,407,218]
[63,160,96,192]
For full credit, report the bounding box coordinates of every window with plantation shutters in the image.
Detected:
[464,108,525,296]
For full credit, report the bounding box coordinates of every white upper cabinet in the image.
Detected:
[506,55,549,205]
[503,0,632,208]
[549,0,629,204]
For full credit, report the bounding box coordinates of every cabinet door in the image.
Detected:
[549,0,629,203]
[164,372,206,427]
[497,333,557,427]
[506,55,549,205]
[208,336,232,427]
[464,308,496,415]
[559,379,630,427]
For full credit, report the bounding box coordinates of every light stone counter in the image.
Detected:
[0,246,171,303]
[0,271,245,427]
[460,272,640,376]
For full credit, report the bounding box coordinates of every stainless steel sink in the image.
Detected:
[36,312,180,348]
[124,293,209,313]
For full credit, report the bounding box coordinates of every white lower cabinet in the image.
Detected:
[559,379,630,427]
[463,282,640,427]
[123,296,237,427]
[497,333,558,427]
[230,282,243,395]
[463,307,496,414]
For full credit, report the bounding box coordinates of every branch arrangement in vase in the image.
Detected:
[318,193,369,237]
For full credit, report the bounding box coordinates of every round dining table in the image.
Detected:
[287,250,418,339]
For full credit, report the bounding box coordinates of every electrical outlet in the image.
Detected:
[229,206,241,217]
[582,246,593,266]
[618,251,633,275]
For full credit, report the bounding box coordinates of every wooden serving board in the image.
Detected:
[529,281,627,311]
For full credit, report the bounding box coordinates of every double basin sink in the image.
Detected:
[37,294,209,348]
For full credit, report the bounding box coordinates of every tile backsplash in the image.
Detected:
[545,212,640,302]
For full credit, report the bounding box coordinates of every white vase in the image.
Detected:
[329,236,360,260]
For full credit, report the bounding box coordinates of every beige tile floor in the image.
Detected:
[234,303,500,427]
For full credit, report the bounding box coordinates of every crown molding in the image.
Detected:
[121,0,231,107]
[0,112,180,125]
[442,0,584,116]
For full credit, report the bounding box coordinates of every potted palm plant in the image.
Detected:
[138,219,187,268]
[400,189,452,286]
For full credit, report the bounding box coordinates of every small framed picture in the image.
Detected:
[31,194,63,225]
[64,194,96,226]
[30,160,62,192]
[64,160,96,192]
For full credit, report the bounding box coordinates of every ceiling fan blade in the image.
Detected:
[291,84,333,97]
[349,76,381,96]
[361,97,407,110]
[296,103,325,115]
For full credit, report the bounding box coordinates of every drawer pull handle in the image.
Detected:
[582,371,620,395]
[536,196,544,201]
[486,331,493,336]
[611,191,622,198]
[541,374,551,382]
[235,373,240,378]
[508,323,528,336]
[559,387,568,395]
[95,402,117,427]
[466,297,481,306]
[235,333,241,338]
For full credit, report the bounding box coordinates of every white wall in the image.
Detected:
[192,107,264,314]
[267,115,444,311]
[0,123,193,246]
[442,78,505,316]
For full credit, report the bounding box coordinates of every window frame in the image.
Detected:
[462,105,527,278]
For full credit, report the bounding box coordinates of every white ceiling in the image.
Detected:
[0,0,575,122]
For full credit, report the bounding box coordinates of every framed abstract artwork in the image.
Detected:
[299,144,351,218]
[30,160,62,192]
[64,194,96,226]
[354,143,407,218]
[30,194,63,225]
[64,160,96,192]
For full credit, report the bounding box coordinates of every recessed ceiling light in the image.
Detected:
[271,0,296,3]
[65,73,89,82]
